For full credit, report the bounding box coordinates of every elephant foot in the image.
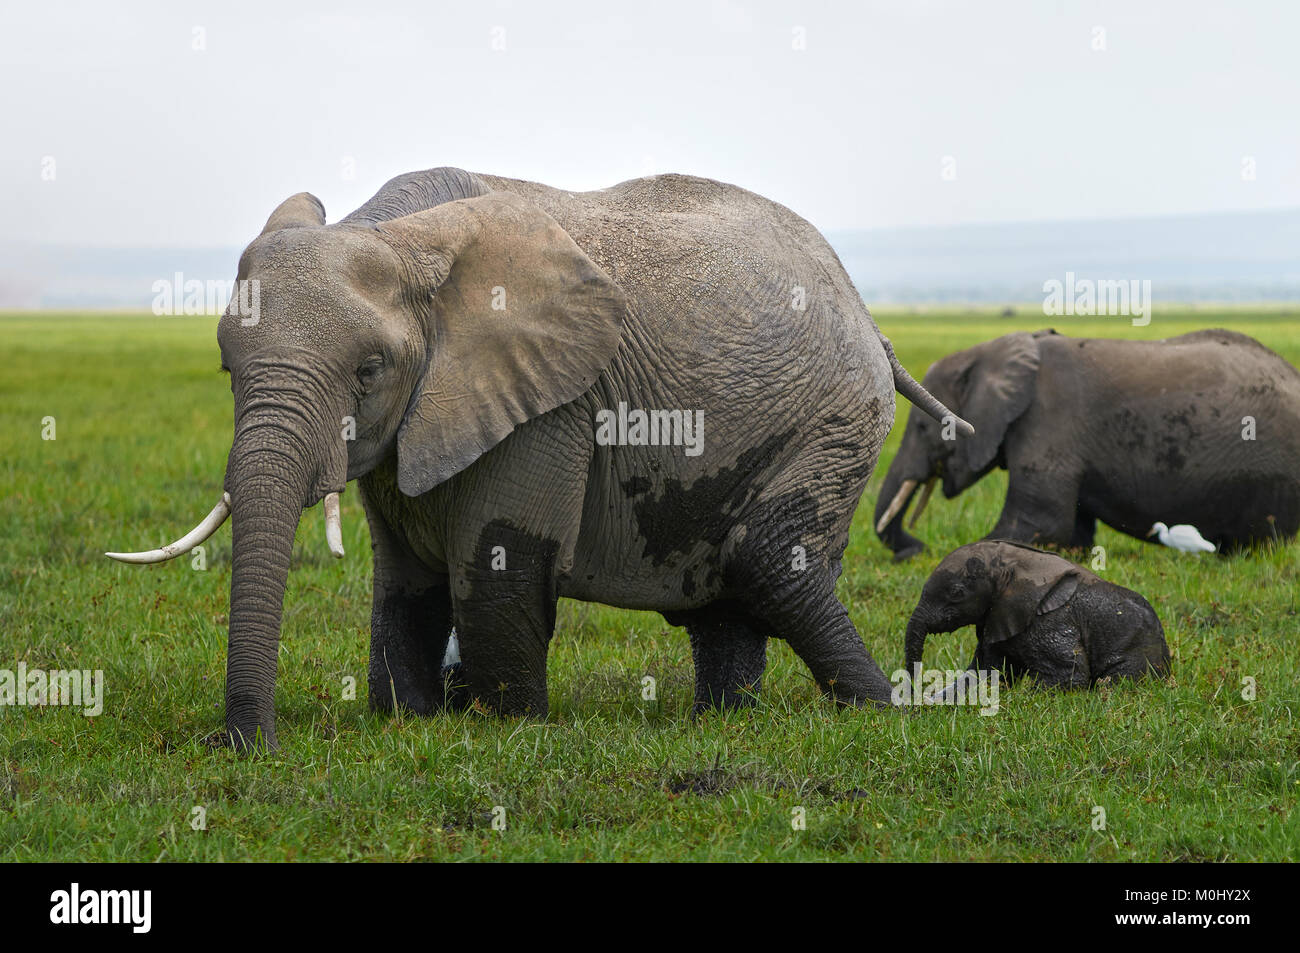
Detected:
[691,686,761,717]
[892,543,926,563]
[835,696,898,712]
[203,725,278,753]
[667,602,770,716]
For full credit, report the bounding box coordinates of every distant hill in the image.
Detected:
[829,207,1300,305]
[0,244,244,311]
[3,207,1298,310]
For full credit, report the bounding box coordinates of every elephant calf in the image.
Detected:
[905,541,1171,691]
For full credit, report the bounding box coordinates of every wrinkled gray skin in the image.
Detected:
[205,167,967,750]
[906,541,1171,691]
[876,329,1300,560]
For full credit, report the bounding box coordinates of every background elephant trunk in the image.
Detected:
[875,452,930,559]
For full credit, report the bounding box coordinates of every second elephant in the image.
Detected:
[875,328,1300,560]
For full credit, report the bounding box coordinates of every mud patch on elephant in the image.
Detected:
[1108,408,1148,454]
[681,565,697,597]
[626,429,796,566]
[1156,440,1187,472]
[1155,407,1201,472]
[466,519,561,580]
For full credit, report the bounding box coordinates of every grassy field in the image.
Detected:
[1,307,1297,861]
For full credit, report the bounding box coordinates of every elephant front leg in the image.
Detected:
[453,574,555,716]
[360,480,457,716]
[451,526,560,717]
[988,467,1084,547]
[1069,507,1097,549]
[368,585,455,715]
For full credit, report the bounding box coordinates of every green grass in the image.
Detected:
[1,307,1297,861]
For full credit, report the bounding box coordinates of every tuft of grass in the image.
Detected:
[0,308,1296,861]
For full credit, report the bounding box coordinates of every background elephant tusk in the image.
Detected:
[324,491,344,558]
[875,479,918,534]
[907,478,938,529]
[105,492,232,564]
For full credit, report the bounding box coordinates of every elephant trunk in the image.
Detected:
[904,616,930,684]
[224,458,303,749]
[222,376,348,750]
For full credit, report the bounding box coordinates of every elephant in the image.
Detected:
[904,540,1171,693]
[107,166,972,750]
[875,328,1300,560]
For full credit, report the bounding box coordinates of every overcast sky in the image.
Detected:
[3,0,1297,248]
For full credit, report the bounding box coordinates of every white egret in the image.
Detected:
[443,630,461,667]
[1147,522,1216,553]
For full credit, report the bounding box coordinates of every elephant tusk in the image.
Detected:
[875,479,918,534]
[907,478,938,529]
[324,491,344,558]
[106,492,232,564]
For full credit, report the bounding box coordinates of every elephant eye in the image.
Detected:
[356,356,385,390]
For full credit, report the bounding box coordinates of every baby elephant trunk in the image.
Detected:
[904,617,930,681]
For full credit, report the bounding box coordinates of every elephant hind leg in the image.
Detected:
[664,603,771,714]
[1069,506,1097,549]
[764,587,895,706]
[720,506,895,707]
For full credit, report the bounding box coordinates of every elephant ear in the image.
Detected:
[376,192,628,496]
[950,332,1042,480]
[259,192,326,235]
[983,560,1081,645]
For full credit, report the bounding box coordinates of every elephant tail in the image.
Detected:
[878,332,975,437]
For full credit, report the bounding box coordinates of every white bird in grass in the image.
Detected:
[1147,521,1216,553]
[443,630,461,667]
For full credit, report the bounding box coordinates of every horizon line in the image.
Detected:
[5,204,1299,253]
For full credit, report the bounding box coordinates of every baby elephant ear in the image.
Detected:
[378,192,628,496]
[259,193,326,235]
[1036,572,1080,615]
[984,565,1081,645]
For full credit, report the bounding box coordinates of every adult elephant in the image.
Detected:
[875,328,1300,560]
[108,167,969,750]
